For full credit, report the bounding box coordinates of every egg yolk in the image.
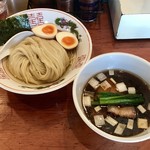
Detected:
[42,25,55,34]
[62,36,75,46]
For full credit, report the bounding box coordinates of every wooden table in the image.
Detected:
[1,4,150,150]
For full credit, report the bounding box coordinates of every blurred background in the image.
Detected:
[7,0,108,16]
[7,0,28,15]
[6,0,108,23]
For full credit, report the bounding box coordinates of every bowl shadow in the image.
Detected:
[6,83,72,130]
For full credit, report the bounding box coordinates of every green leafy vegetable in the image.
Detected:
[91,92,144,106]
[0,14,31,46]
[55,17,81,41]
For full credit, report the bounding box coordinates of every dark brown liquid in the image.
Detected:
[83,70,150,137]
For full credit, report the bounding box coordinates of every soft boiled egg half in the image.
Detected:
[56,31,78,50]
[32,23,57,39]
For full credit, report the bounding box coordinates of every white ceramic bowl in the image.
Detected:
[73,52,150,143]
[0,8,92,95]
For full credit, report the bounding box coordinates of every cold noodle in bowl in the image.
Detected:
[3,35,76,86]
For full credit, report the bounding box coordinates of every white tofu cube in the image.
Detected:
[96,73,107,81]
[127,119,134,130]
[109,70,114,76]
[94,115,105,127]
[114,123,126,135]
[116,82,127,92]
[137,105,146,113]
[88,78,99,89]
[110,78,117,84]
[105,116,118,126]
[128,87,136,94]
[100,80,111,90]
[83,96,92,107]
[94,106,101,112]
[137,118,148,129]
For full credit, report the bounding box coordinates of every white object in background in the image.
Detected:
[108,0,150,39]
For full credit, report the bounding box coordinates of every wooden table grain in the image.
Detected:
[1,4,150,150]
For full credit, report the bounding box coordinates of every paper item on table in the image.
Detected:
[108,0,150,39]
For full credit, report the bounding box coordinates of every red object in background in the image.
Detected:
[0,0,7,19]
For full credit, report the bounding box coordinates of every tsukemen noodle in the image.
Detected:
[4,36,71,85]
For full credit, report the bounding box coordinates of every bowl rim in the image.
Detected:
[73,52,150,143]
[0,8,92,95]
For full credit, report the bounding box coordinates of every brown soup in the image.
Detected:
[82,70,150,137]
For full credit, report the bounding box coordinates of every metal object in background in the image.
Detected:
[7,0,28,16]
[56,0,74,13]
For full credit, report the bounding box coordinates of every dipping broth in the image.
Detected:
[82,70,150,137]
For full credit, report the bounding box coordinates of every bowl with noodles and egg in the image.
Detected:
[0,8,92,95]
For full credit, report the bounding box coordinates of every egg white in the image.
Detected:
[56,32,78,50]
[32,23,57,39]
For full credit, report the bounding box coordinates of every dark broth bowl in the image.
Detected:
[72,52,150,143]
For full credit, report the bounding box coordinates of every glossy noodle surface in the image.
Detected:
[6,36,70,85]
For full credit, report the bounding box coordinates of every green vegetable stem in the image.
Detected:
[91,92,144,106]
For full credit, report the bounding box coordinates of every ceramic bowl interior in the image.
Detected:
[0,8,92,94]
[73,52,150,143]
